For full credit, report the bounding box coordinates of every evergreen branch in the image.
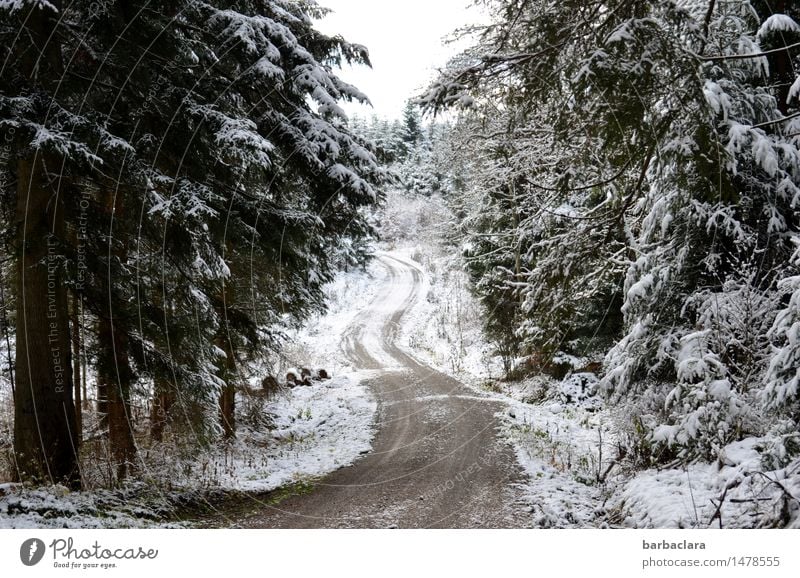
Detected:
[696,39,800,62]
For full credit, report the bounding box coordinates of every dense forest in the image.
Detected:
[420,0,800,467]
[0,0,385,489]
[1,0,799,530]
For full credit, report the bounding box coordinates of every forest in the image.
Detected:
[0,0,384,489]
[420,0,800,468]
[1,0,799,530]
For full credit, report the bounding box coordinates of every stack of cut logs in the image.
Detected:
[261,368,330,390]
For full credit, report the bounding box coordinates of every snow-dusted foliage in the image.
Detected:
[423,0,800,464]
[0,0,386,481]
[765,239,800,417]
[349,102,448,196]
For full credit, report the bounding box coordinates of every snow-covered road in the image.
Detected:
[230,252,530,528]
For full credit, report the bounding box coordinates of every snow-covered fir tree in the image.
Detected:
[423,0,800,463]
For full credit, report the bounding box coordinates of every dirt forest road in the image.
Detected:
[235,252,529,528]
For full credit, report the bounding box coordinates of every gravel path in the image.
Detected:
[233,254,529,528]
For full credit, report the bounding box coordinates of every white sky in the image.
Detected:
[314,0,482,120]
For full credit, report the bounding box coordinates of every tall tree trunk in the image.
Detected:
[97,372,108,428]
[774,1,792,115]
[97,184,135,481]
[97,316,135,481]
[216,274,237,439]
[220,382,236,438]
[70,295,82,442]
[216,334,236,439]
[13,153,80,488]
[11,0,78,489]
[0,263,14,405]
[81,305,88,411]
[81,328,89,409]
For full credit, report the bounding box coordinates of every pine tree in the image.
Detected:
[400,100,424,150]
[3,0,83,487]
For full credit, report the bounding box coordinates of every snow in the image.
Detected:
[623,272,654,310]
[394,245,503,381]
[708,378,731,400]
[213,115,275,167]
[752,131,779,176]
[499,397,610,527]
[288,259,389,372]
[3,177,799,529]
[374,190,608,526]
[558,373,601,409]
[390,249,608,528]
[29,125,103,165]
[213,375,376,493]
[788,76,800,105]
[376,190,504,382]
[207,8,297,56]
[0,483,185,529]
[612,438,800,529]
[0,0,57,13]
[0,263,381,529]
[606,21,635,44]
[254,56,285,81]
[0,416,376,530]
[757,14,800,40]
[0,370,376,527]
[703,80,731,120]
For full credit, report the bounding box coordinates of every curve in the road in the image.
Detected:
[235,252,529,528]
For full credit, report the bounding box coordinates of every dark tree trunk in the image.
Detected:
[97,316,136,481]
[770,0,793,115]
[0,264,14,405]
[70,295,83,442]
[11,0,81,488]
[13,153,80,488]
[97,183,136,481]
[220,381,236,439]
[97,376,108,428]
[216,335,236,439]
[81,329,88,412]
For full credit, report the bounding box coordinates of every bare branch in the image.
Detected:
[698,0,716,55]
[750,110,800,129]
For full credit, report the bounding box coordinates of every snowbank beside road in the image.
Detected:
[220,375,377,493]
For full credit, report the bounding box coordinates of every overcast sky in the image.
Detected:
[314,0,483,120]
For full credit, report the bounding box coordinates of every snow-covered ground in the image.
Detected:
[0,482,186,529]
[282,259,388,375]
[3,189,798,529]
[215,261,385,493]
[377,191,612,527]
[387,246,613,527]
[392,246,503,382]
[0,379,377,529]
[217,376,376,493]
[609,440,800,529]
